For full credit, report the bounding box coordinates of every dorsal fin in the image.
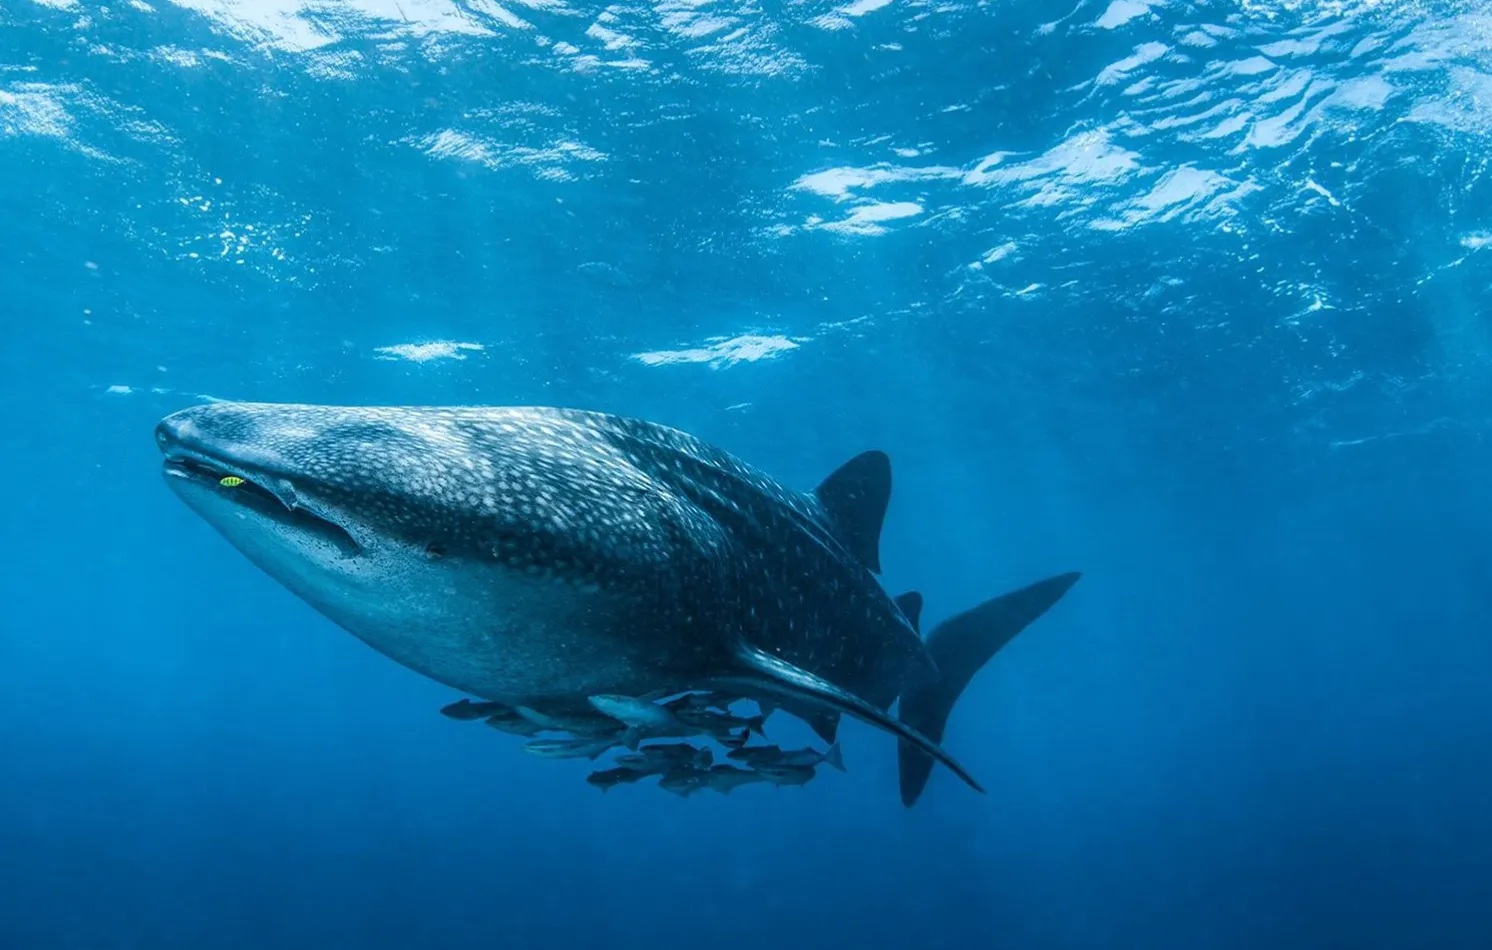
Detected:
[813,450,891,573]
[894,591,923,634]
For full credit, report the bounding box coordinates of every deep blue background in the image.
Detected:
[4,0,1492,947]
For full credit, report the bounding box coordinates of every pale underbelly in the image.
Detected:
[317,570,680,704]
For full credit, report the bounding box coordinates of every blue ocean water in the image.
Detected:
[4,0,1492,946]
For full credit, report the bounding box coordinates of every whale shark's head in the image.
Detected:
[157,402,494,564]
[154,402,677,676]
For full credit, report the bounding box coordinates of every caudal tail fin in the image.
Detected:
[896,571,1081,808]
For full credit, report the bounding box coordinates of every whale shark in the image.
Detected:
[155,401,1079,806]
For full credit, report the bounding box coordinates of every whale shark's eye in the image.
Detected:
[424,542,446,559]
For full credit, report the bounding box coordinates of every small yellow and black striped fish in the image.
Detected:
[218,476,245,488]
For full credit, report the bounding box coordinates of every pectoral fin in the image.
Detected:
[717,645,984,795]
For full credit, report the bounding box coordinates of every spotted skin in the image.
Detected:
[155,403,928,722]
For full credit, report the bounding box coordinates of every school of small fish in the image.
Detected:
[439,690,846,797]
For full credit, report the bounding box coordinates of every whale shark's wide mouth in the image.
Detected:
[161,453,361,556]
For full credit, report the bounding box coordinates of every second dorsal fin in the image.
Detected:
[813,450,891,574]
[894,591,923,634]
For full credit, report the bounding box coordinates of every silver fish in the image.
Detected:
[523,734,624,760]
[614,743,712,772]
[727,743,845,772]
[586,767,652,792]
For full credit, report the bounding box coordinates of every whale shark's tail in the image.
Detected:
[717,449,1080,803]
[895,572,1081,808]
